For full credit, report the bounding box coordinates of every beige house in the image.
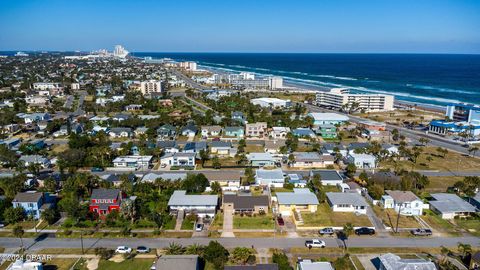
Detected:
[201,125,222,138]
[246,122,268,138]
[290,152,335,168]
[276,188,319,216]
[223,194,269,214]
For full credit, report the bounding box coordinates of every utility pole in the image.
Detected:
[395,203,402,233]
[80,230,84,254]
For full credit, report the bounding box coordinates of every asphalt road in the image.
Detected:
[2,236,478,251]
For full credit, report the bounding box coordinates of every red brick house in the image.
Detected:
[89,189,124,216]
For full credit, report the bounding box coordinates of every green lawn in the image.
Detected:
[301,203,372,227]
[421,210,457,233]
[163,216,176,230]
[455,217,480,237]
[372,206,420,228]
[426,176,464,192]
[233,214,275,229]
[245,144,265,153]
[181,218,195,230]
[97,259,154,270]
[43,258,79,270]
[209,212,224,231]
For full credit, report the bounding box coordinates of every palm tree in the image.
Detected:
[468,146,479,157]
[166,242,185,255]
[440,246,450,264]
[457,242,472,259]
[13,225,24,252]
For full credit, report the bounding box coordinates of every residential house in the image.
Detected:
[161,152,196,167]
[384,190,425,216]
[108,127,132,138]
[297,259,334,270]
[429,193,477,219]
[201,125,222,138]
[378,253,437,270]
[16,112,51,124]
[292,128,316,138]
[112,113,131,122]
[112,155,153,169]
[307,112,349,126]
[310,170,344,186]
[269,127,290,139]
[12,191,53,219]
[202,171,243,188]
[0,137,22,150]
[287,174,308,187]
[326,192,368,214]
[345,153,376,169]
[224,126,244,138]
[157,140,180,153]
[276,188,319,216]
[231,111,246,124]
[134,127,148,137]
[167,190,218,217]
[155,255,200,270]
[247,152,275,167]
[223,194,269,214]
[18,155,50,168]
[470,192,480,210]
[141,172,187,182]
[157,124,177,138]
[471,251,480,269]
[315,124,337,139]
[89,189,124,216]
[181,123,198,137]
[246,122,268,138]
[53,123,83,137]
[125,104,142,111]
[382,144,399,156]
[210,141,233,156]
[183,141,207,153]
[321,143,347,157]
[290,152,334,168]
[255,168,285,187]
[101,173,136,187]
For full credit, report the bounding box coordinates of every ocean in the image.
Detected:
[132,52,480,107]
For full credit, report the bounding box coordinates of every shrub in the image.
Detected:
[94,248,114,260]
[258,210,266,216]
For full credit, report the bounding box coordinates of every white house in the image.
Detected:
[429,193,477,219]
[384,190,425,216]
[297,259,334,270]
[112,155,153,169]
[310,170,344,186]
[270,127,290,138]
[307,112,349,126]
[326,192,368,214]
[167,190,218,217]
[345,153,376,169]
[255,169,285,187]
[160,152,196,167]
[251,97,291,108]
[201,125,222,138]
[18,155,51,168]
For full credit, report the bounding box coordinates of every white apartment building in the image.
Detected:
[251,97,291,108]
[230,76,283,90]
[179,61,197,71]
[32,82,62,90]
[140,80,162,95]
[315,88,394,112]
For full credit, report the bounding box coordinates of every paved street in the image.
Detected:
[1,236,477,251]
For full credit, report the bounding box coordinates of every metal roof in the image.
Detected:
[167,190,218,206]
[326,192,367,207]
[378,253,437,270]
[276,189,319,205]
[430,193,477,214]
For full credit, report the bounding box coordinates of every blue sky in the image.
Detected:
[0,0,479,53]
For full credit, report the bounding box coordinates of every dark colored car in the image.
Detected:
[91,167,104,172]
[277,217,285,226]
[355,227,375,235]
[136,246,150,253]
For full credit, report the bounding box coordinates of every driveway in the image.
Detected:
[356,254,379,270]
[221,209,235,237]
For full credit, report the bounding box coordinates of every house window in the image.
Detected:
[28,203,34,208]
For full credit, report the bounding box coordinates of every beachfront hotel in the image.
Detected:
[314,88,394,112]
[429,103,480,137]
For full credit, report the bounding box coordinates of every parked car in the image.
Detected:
[137,246,150,253]
[161,164,167,168]
[277,217,285,226]
[195,223,204,232]
[355,227,375,235]
[411,228,432,236]
[115,246,132,254]
[91,167,104,172]
[305,239,326,248]
[319,227,334,235]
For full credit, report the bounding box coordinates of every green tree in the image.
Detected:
[165,242,185,255]
[3,207,25,224]
[231,247,255,265]
[345,163,357,178]
[272,251,292,270]
[41,208,59,225]
[210,181,221,194]
[457,242,472,259]
[203,241,229,270]
[212,156,221,169]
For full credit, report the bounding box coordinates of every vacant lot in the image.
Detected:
[233,213,275,229]
[454,218,480,237]
[97,259,154,270]
[372,206,420,229]
[356,109,442,125]
[209,212,224,231]
[380,146,480,171]
[301,203,372,227]
[426,176,464,192]
[245,144,265,153]
[421,210,457,234]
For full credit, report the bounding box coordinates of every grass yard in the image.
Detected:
[372,206,420,228]
[301,203,372,227]
[426,176,464,192]
[421,210,457,234]
[270,187,293,195]
[245,144,265,153]
[209,212,223,231]
[6,220,37,229]
[380,147,480,172]
[454,217,480,237]
[233,213,275,229]
[356,109,442,125]
[43,258,78,270]
[97,259,154,270]
[162,215,176,230]
[181,218,195,230]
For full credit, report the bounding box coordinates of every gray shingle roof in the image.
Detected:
[276,189,319,205]
[223,194,269,210]
[155,255,199,270]
[385,190,420,203]
[326,192,367,207]
[311,170,343,181]
[91,189,121,200]
[430,193,477,214]
[168,190,218,206]
[13,192,43,203]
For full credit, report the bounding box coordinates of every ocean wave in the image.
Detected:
[406,84,477,95]
[310,74,358,81]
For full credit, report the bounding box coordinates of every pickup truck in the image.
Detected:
[411,228,432,236]
[319,227,335,236]
[305,239,326,248]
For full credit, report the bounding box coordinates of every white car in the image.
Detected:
[115,246,132,254]
[305,239,326,248]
